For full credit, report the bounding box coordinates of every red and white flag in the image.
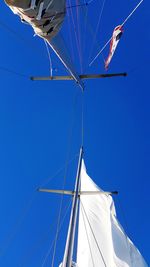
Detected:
[105,25,123,70]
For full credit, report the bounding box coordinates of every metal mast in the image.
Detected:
[62,146,83,267]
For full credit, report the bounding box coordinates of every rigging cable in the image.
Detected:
[0,66,29,79]
[0,18,45,60]
[80,200,107,267]
[68,0,83,72]
[81,89,84,147]
[0,18,55,77]
[87,0,95,3]
[66,0,95,9]
[121,0,144,27]
[80,202,95,267]
[66,4,75,63]
[38,154,78,189]
[0,18,29,43]
[44,40,53,77]
[116,197,130,238]
[81,0,88,73]
[88,0,106,63]
[51,89,80,267]
[41,199,72,267]
[76,0,83,73]
[20,198,72,267]
[89,0,144,66]
[0,192,36,257]
[128,58,150,74]
[78,0,104,71]
[76,0,89,72]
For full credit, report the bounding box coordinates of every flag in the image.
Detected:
[105,25,123,70]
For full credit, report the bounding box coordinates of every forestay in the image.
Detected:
[77,160,148,267]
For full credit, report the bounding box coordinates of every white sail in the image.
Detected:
[77,160,147,267]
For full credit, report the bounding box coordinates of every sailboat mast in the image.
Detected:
[62,146,83,267]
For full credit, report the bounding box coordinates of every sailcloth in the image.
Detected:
[4,0,83,89]
[77,160,147,267]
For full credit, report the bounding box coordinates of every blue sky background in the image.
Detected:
[0,0,150,266]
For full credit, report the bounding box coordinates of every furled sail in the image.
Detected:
[4,0,66,39]
[4,0,83,88]
[77,160,148,267]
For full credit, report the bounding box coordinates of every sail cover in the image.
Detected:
[4,0,66,39]
[77,160,147,267]
[4,0,84,88]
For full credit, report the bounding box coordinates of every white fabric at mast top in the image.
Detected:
[77,160,148,267]
[4,0,84,88]
[5,0,66,39]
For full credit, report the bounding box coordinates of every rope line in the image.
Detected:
[81,0,88,73]
[81,90,84,147]
[89,0,144,66]
[0,19,54,77]
[80,203,95,267]
[0,19,29,43]
[19,197,72,267]
[76,0,83,73]
[89,36,110,66]
[66,0,95,9]
[121,0,144,27]
[51,89,80,267]
[20,228,52,267]
[44,40,53,77]
[80,0,91,73]
[88,0,106,63]
[66,5,75,63]
[68,0,82,72]
[0,66,29,79]
[78,1,102,70]
[80,201,107,267]
[38,154,78,189]
[41,199,72,267]
[0,19,48,60]
[0,192,36,257]
[128,58,150,74]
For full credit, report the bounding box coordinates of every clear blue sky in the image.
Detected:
[0,0,149,266]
